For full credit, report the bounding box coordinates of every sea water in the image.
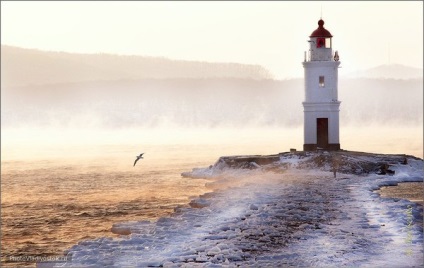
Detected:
[1,126,422,267]
[1,144,214,267]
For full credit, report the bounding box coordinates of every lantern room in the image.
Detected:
[306,19,334,62]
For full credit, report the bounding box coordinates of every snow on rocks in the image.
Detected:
[189,198,211,208]
[183,150,421,178]
[60,151,423,267]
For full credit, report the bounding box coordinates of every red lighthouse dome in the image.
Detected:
[310,19,333,38]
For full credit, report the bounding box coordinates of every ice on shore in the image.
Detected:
[59,152,423,267]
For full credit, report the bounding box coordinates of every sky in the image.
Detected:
[1,1,423,79]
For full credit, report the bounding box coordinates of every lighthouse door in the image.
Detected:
[317,118,329,149]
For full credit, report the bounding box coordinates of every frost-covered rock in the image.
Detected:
[207,246,221,256]
[183,151,421,178]
[189,198,211,208]
[249,204,259,210]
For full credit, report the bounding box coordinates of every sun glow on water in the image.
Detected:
[1,125,422,163]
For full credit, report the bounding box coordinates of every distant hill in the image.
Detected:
[0,45,273,87]
[344,64,423,80]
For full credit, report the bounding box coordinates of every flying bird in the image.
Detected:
[134,153,144,167]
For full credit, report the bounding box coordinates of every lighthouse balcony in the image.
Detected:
[304,49,337,62]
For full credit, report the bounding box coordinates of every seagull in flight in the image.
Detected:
[134,153,144,167]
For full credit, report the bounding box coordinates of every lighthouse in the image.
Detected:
[302,19,340,151]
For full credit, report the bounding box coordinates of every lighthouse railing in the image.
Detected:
[305,49,336,62]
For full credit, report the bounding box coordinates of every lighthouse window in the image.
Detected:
[316,38,325,48]
[325,38,331,48]
[319,76,325,87]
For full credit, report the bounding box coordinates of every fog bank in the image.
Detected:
[2,77,422,129]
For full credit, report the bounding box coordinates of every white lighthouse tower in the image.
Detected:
[302,19,340,151]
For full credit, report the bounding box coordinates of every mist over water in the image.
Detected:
[1,142,211,265]
[1,124,423,160]
[2,77,422,129]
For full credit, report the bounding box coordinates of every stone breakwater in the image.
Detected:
[61,151,423,267]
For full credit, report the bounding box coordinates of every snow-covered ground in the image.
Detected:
[53,152,423,267]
